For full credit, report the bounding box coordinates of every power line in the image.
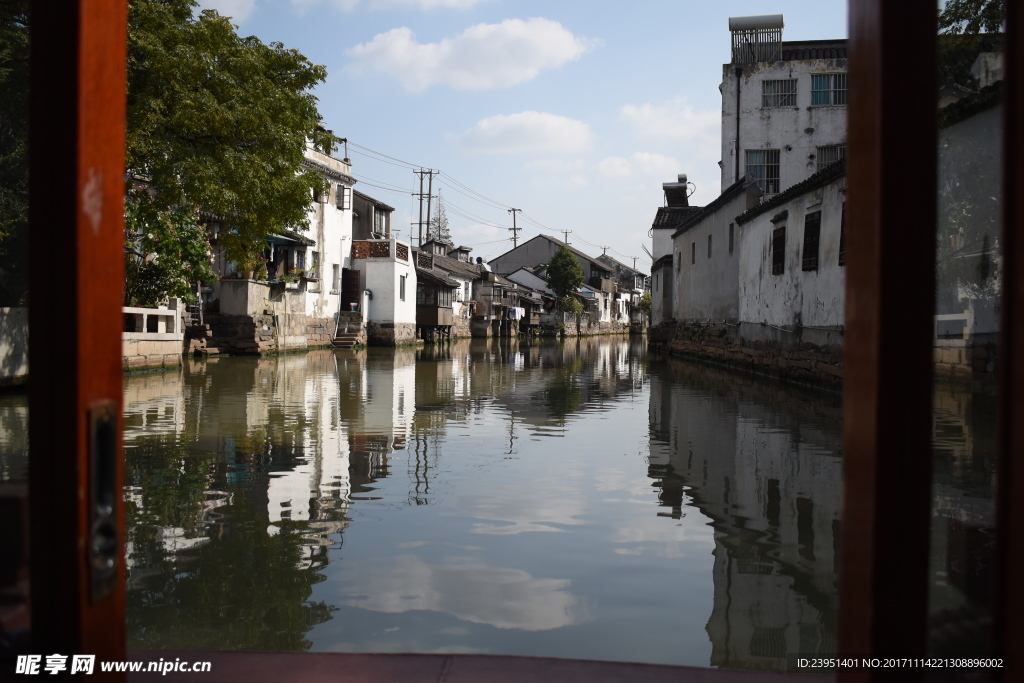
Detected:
[348,142,422,169]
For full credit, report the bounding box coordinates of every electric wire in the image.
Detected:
[347,140,644,262]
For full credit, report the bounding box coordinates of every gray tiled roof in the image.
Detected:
[652,206,703,229]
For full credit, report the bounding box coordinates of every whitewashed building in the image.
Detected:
[299,143,356,323]
[720,15,847,196]
[735,160,846,346]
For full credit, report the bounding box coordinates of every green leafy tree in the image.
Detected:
[127,0,334,266]
[938,0,1004,35]
[546,245,584,309]
[0,0,29,305]
[124,189,217,307]
[637,291,652,317]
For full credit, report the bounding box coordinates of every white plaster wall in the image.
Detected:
[670,191,750,322]
[720,59,848,194]
[738,179,846,329]
[356,242,417,325]
[651,265,672,325]
[303,147,355,320]
[652,228,675,261]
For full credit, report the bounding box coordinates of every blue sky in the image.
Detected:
[198,0,846,267]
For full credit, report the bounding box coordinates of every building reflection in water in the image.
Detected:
[120,338,648,653]
[648,356,843,670]
[0,336,997,667]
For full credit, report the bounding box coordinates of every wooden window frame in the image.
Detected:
[802,211,821,272]
[772,226,786,275]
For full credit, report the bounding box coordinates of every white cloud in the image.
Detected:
[332,555,580,630]
[290,0,359,14]
[197,0,260,20]
[526,159,585,172]
[596,157,632,179]
[290,0,483,11]
[620,96,720,159]
[371,0,488,8]
[454,112,592,155]
[346,18,597,91]
[596,152,681,179]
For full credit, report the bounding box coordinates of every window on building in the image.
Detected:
[332,264,340,292]
[729,223,735,254]
[312,187,322,204]
[839,203,847,266]
[772,226,786,275]
[374,208,386,236]
[707,234,713,258]
[296,250,305,270]
[816,144,847,171]
[802,211,821,271]
[691,242,696,264]
[416,285,434,306]
[336,186,352,211]
[311,251,319,277]
[463,282,470,301]
[400,274,406,301]
[746,149,781,195]
[762,79,798,108]
[811,73,847,106]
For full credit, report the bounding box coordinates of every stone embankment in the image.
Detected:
[649,322,844,390]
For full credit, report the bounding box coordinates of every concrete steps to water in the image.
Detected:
[331,333,361,349]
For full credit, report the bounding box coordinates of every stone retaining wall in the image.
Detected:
[649,322,844,390]
[122,338,184,371]
[306,317,334,348]
[367,321,417,346]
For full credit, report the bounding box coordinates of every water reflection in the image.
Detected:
[122,338,653,657]
[0,337,998,668]
[648,357,843,669]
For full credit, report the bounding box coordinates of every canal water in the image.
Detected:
[0,337,995,669]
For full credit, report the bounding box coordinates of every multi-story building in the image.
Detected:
[719,15,847,197]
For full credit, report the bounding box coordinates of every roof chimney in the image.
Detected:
[663,174,691,208]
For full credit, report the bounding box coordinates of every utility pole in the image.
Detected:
[507,208,522,248]
[632,256,638,270]
[425,170,436,242]
[413,168,438,246]
[601,246,609,256]
[561,230,572,244]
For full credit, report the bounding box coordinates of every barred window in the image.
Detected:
[802,211,821,271]
[772,226,786,275]
[762,79,797,107]
[811,73,847,105]
[746,149,781,195]
[816,144,846,171]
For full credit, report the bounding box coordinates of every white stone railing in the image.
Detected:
[934,310,974,341]
[123,299,183,341]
